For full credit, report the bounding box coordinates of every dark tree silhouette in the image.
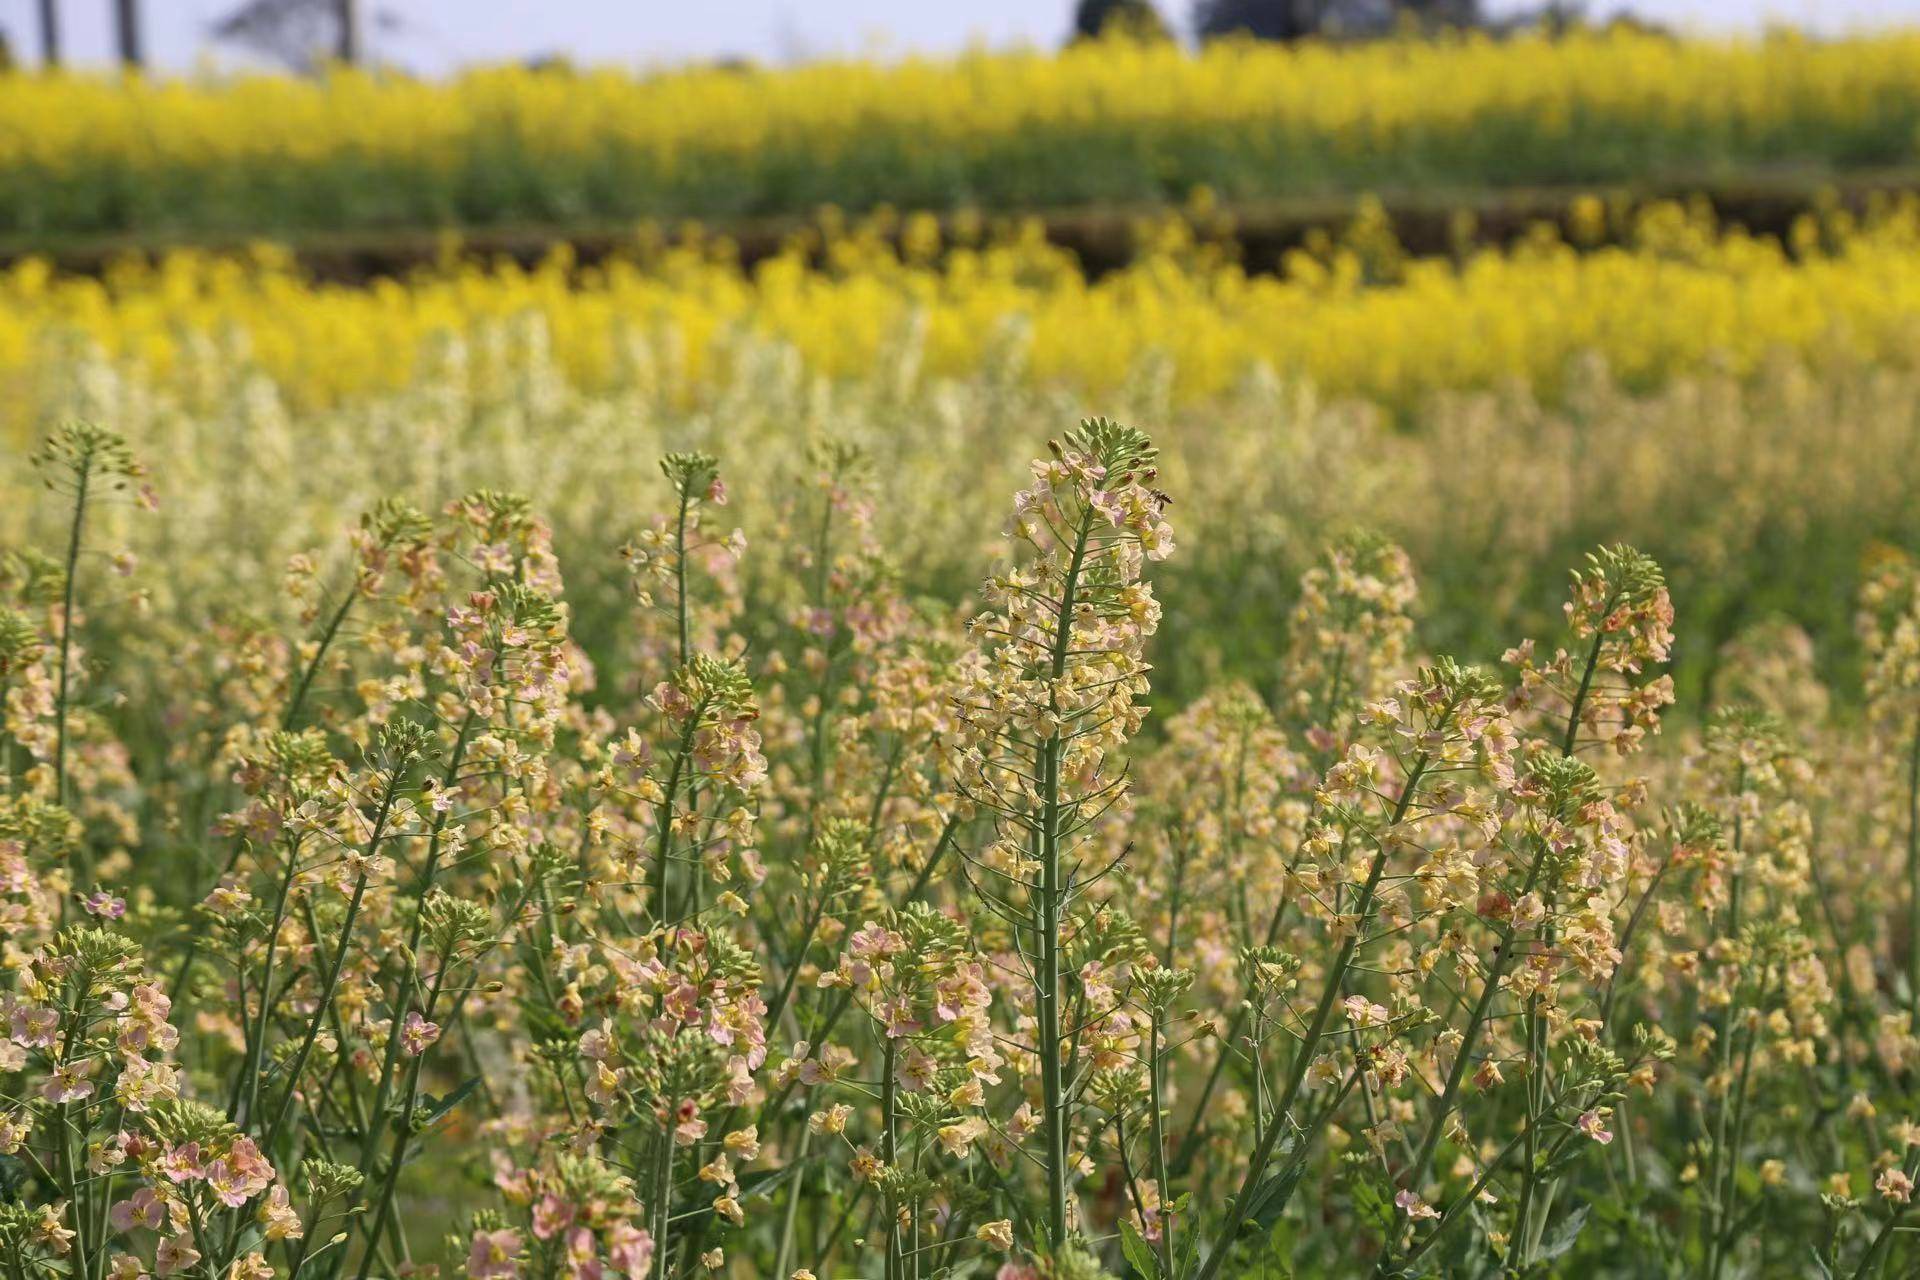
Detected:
[1072,0,1174,42]
[1194,0,1487,40]
[113,0,141,65]
[36,0,58,65]
[212,0,395,72]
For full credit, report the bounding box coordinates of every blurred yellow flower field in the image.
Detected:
[5,199,1920,421]
[3,29,1920,236]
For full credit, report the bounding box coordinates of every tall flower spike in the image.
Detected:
[623,451,744,685]
[24,423,148,884]
[1857,551,1920,1025]
[1280,532,1418,763]
[1506,543,1675,757]
[951,417,1171,1258]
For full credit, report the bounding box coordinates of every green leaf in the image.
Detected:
[419,1076,483,1128]
[674,1159,806,1222]
[1120,1219,1161,1279]
[735,1161,805,1204]
[1536,1204,1591,1262]
[1240,1158,1305,1234]
[0,1154,29,1204]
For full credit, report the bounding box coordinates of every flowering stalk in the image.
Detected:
[1401,545,1672,1266]
[281,499,434,731]
[350,887,517,1280]
[172,499,434,1008]
[1194,714,1446,1280]
[262,720,427,1154]
[1907,721,1920,1024]
[1155,688,1309,1177]
[951,417,1172,1257]
[28,424,145,862]
[1032,518,1087,1254]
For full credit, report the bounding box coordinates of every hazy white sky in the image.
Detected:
[5,0,1920,72]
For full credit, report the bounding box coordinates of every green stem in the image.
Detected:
[772,1126,813,1280]
[53,455,89,818]
[652,1100,679,1280]
[1035,506,1094,1251]
[1703,767,1751,1276]
[263,767,403,1154]
[650,698,707,923]
[284,586,359,731]
[354,714,473,1175]
[1849,1149,1920,1278]
[1560,623,1609,758]
[674,490,692,670]
[350,965,450,1280]
[1170,880,1298,1176]
[1708,977,1768,1280]
[1492,607,1616,1263]
[1405,841,1549,1194]
[1192,753,1430,1280]
[1906,716,1920,1022]
[234,833,306,1125]
[52,993,95,1280]
[883,1037,901,1280]
[1147,1013,1175,1277]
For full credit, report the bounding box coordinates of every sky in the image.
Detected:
[4,0,1920,73]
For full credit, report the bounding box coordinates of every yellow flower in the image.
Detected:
[976,1219,1015,1250]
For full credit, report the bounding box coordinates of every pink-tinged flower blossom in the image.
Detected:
[155,1236,201,1277]
[32,1206,73,1255]
[468,1228,525,1280]
[401,1011,441,1056]
[1577,1110,1614,1144]
[604,1223,654,1277]
[202,881,253,919]
[116,1056,179,1113]
[0,1113,29,1154]
[1343,995,1390,1028]
[159,1143,206,1184]
[936,1117,986,1158]
[258,1186,303,1242]
[531,1194,575,1241]
[664,982,700,1023]
[674,1101,708,1146]
[876,997,920,1040]
[227,1252,273,1280]
[579,1023,614,1061]
[899,1046,938,1093]
[109,1189,167,1232]
[10,1004,57,1048]
[1394,1189,1440,1220]
[205,1138,275,1208]
[585,1061,621,1106]
[564,1227,602,1280]
[42,1061,96,1104]
[723,1056,753,1106]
